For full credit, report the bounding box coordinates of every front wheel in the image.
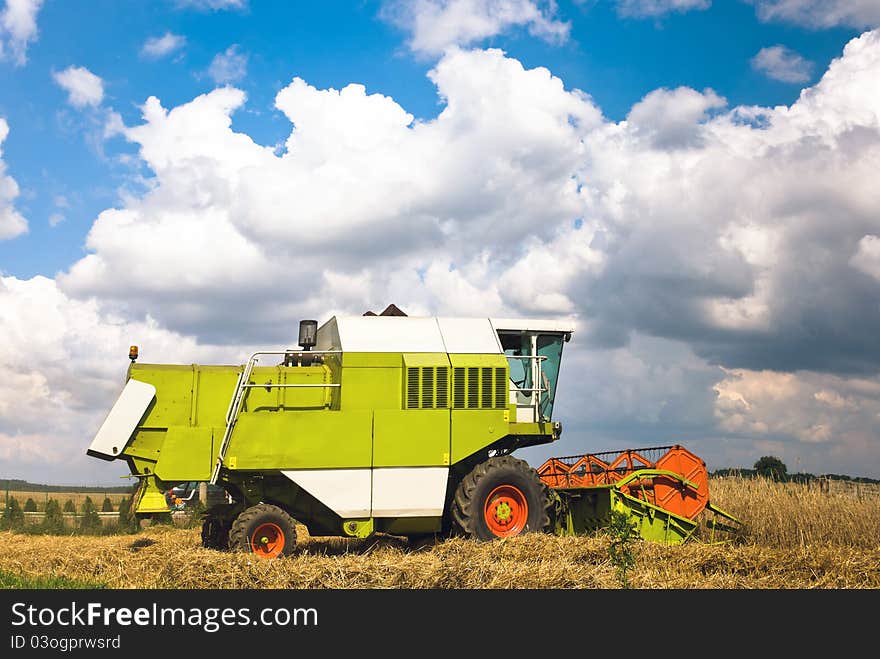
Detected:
[451,456,551,541]
[228,503,298,558]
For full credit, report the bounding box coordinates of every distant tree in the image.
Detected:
[63,499,76,513]
[42,499,65,533]
[1,497,24,530]
[23,498,37,512]
[101,497,114,512]
[754,456,788,482]
[79,496,102,532]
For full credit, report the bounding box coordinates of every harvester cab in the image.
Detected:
[493,319,571,424]
[86,312,738,557]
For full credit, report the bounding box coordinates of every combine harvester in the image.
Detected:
[86,309,738,558]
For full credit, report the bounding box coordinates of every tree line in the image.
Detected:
[711,456,880,484]
[0,495,140,535]
[0,478,134,494]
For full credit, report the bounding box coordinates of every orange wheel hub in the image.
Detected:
[249,522,285,558]
[484,485,528,537]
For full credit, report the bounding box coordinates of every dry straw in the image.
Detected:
[1,477,878,589]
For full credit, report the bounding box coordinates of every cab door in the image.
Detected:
[498,331,566,423]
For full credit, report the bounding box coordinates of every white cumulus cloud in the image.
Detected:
[0,0,43,66]
[748,0,880,29]
[56,31,880,375]
[52,65,105,108]
[0,118,27,240]
[381,0,570,55]
[752,45,814,82]
[141,32,186,59]
[625,86,726,148]
[58,48,602,343]
[208,44,247,84]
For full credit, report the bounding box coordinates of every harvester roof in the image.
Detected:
[315,316,574,354]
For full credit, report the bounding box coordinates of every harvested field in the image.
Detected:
[1,527,878,589]
[1,476,877,589]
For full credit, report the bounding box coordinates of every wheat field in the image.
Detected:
[0,477,877,589]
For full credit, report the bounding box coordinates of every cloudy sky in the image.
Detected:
[1,0,879,485]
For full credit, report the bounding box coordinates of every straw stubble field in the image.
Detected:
[1,477,878,589]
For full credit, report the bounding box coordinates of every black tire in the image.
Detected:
[451,456,552,541]
[228,503,298,558]
[201,516,231,550]
[200,503,237,551]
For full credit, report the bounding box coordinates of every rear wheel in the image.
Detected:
[452,456,551,541]
[228,503,298,558]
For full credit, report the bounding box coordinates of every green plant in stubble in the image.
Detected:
[607,509,637,589]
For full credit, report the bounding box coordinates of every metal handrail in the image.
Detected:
[250,350,343,357]
[211,349,343,484]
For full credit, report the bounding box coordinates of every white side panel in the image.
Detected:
[282,469,372,518]
[314,315,573,353]
[334,316,446,352]
[490,317,576,333]
[87,379,156,461]
[437,318,503,354]
[371,467,449,517]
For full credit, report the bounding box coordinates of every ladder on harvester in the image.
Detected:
[209,356,257,485]
[210,350,342,485]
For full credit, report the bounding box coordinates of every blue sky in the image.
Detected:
[1,0,879,484]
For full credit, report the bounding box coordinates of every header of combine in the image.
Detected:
[538,445,739,544]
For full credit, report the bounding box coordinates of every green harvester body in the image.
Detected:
[87,315,738,546]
